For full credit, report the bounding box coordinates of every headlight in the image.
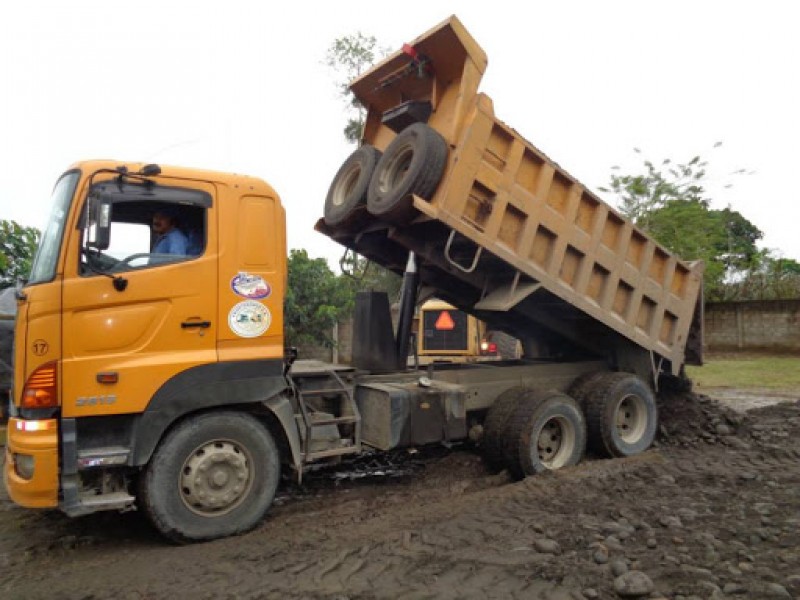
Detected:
[14,453,35,480]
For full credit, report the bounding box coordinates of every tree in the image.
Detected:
[0,220,40,288]
[325,32,387,143]
[724,254,800,300]
[285,249,354,348]
[600,150,762,299]
[643,200,762,298]
[339,252,402,302]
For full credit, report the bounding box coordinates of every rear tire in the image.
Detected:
[584,373,657,457]
[482,386,527,471]
[140,411,280,543]
[367,123,447,224]
[567,371,608,410]
[503,389,586,478]
[324,145,382,229]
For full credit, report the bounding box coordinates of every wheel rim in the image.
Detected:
[377,143,414,194]
[179,439,254,517]
[615,393,648,443]
[332,162,362,207]
[535,415,576,469]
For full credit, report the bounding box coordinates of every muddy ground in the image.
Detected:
[1,389,799,600]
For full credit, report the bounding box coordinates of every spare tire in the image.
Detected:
[324,145,382,229]
[367,123,447,224]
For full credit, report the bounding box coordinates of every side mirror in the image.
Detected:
[87,195,112,251]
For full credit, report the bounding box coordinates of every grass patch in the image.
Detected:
[687,355,800,390]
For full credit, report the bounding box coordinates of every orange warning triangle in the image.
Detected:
[434,310,456,331]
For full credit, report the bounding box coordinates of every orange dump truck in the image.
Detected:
[6,16,702,543]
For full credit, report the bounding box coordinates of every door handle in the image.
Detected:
[181,320,211,329]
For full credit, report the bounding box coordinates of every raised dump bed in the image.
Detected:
[318,15,703,378]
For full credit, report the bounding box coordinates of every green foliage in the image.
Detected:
[325,32,387,143]
[0,220,40,288]
[723,254,800,300]
[340,252,402,301]
[600,150,764,299]
[285,249,403,349]
[645,201,764,297]
[285,249,355,348]
[601,149,711,230]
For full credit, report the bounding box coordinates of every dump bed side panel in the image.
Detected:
[411,94,703,367]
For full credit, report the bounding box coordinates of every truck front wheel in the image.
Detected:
[140,411,280,543]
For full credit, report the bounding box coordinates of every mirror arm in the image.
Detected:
[83,250,128,292]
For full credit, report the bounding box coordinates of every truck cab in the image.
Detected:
[5,161,292,540]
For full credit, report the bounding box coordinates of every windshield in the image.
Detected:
[27,170,81,285]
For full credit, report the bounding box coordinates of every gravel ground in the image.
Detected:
[1,390,799,600]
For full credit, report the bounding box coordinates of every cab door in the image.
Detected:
[60,178,218,418]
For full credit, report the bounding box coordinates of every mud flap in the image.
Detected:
[263,394,304,482]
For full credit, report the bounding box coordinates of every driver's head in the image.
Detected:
[152,209,178,235]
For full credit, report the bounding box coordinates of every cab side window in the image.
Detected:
[82,199,207,275]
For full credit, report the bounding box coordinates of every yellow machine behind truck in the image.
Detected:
[6,16,703,543]
[416,299,519,362]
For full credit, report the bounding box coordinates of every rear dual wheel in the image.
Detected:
[483,373,656,477]
[583,373,657,457]
[503,389,587,478]
[484,388,587,478]
[482,386,529,470]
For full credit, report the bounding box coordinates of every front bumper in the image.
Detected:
[3,417,59,508]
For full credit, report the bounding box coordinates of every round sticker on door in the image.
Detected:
[228,301,271,338]
[231,272,271,300]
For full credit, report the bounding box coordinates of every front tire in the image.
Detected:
[140,411,280,543]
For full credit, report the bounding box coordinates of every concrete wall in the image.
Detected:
[294,317,355,364]
[705,299,800,352]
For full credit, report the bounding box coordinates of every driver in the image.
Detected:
[151,208,188,256]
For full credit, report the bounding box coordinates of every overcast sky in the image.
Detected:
[2,1,798,266]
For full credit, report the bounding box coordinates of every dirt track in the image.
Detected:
[1,391,799,600]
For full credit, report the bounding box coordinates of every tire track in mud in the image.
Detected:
[212,453,681,599]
